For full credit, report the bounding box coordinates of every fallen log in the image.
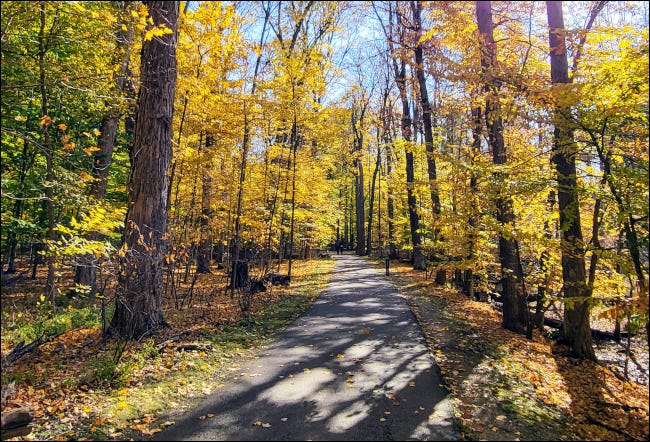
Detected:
[1,406,34,440]
[1,407,34,430]
[1,331,51,367]
[1,424,32,440]
[263,273,290,286]
[174,343,214,352]
[543,317,630,341]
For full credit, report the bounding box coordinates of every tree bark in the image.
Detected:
[38,1,57,310]
[110,1,179,340]
[476,1,528,334]
[196,133,214,274]
[391,3,425,270]
[75,2,136,294]
[352,103,367,256]
[546,0,595,359]
[366,138,381,256]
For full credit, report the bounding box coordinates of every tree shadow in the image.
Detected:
[551,342,646,440]
[149,254,460,441]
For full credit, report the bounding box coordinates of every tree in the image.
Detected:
[381,1,426,270]
[110,1,179,340]
[74,1,137,294]
[545,0,595,359]
[476,1,529,334]
[351,93,368,256]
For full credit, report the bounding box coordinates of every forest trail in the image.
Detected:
[152,253,459,441]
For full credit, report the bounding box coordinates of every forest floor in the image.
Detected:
[374,258,649,441]
[0,258,335,441]
[1,255,649,441]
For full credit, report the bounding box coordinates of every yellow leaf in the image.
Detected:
[40,294,45,302]
[63,142,76,151]
[58,123,67,131]
[93,129,101,136]
[83,146,101,156]
[14,115,27,122]
[41,115,52,126]
[79,171,94,181]
[261,423,271,428]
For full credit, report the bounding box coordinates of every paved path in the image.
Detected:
[154,253,459,441]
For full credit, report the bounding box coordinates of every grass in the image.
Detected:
[2,305,100,347]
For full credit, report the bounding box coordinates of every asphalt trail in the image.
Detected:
[153,253,459,441]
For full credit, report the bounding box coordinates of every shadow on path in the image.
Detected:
[152,254,459,441]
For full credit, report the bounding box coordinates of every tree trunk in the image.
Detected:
[411,0,441,225]
[465,97,483,299]
[75,3,136,293]
[110,0,179,340]
[74,115,119,294]
[366,139,381,256]
[546,0,595,360]
[352,105,367,256]
[390,4,425,270]
[196,133,214,274]
[476,1,528,334]
[38,2,57,310]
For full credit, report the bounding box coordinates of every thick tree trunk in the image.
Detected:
[411,1,441,222]
[546,0,595,360]
[411,1,446,281]
[110,1,179,340]
[476,1,528,334]
[391,33,425,268]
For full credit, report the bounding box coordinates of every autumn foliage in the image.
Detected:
[1,1,648,440]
